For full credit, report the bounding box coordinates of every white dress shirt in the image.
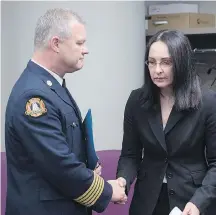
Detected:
[31,59,63,86]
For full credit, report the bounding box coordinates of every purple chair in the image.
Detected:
[1,150,134,215]
[1,152,7,215]
[93,150,134,215]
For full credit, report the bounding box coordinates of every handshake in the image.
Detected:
[107,177,127,204]
[94,163,127,204]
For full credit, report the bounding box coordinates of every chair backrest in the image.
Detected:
[1,152,7,215]
[93,150,134,215]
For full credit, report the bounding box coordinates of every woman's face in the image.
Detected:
[147,41,173,89]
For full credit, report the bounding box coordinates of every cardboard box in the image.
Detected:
[148,4,198,15]
[148,13,215,30]
[190,13,215,28]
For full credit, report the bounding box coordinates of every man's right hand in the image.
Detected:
[107,180,127,203]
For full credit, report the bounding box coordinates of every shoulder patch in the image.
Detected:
[25,98,47,117]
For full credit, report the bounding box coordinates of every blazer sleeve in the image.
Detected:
[190,91,216,212]
[11,89,112,213]
[116,90,143,194]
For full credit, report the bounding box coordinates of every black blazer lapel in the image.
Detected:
[164,107,184,135]
[148,106,167,152]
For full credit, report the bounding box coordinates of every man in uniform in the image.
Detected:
[5,8,126,215]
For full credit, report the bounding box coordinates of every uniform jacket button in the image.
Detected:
[72,122,77,128]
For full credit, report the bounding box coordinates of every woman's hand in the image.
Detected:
[182,202,200,215]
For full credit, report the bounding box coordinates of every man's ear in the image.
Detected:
[50,36,61,53]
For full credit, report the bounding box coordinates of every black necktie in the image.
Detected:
[62,78,66,88]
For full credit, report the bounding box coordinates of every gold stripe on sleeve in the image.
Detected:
[86,176,104,207]
[74,173,104,206]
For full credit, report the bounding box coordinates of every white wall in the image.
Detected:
[1,1,146,151]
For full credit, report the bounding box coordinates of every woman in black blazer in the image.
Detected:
[116,30,216,215]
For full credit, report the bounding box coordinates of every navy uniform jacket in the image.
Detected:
[5,61,112,215]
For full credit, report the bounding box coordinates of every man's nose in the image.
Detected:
[83,46,89,55]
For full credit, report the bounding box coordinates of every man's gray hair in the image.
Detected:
[34,8,84,49]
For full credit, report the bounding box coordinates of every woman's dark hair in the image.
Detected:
[142,29,202,111]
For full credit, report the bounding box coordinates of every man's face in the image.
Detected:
[58,21,89,73]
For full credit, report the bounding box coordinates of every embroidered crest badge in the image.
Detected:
[25,98,47,117]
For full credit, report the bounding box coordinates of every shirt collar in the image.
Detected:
[31,59,63,86]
